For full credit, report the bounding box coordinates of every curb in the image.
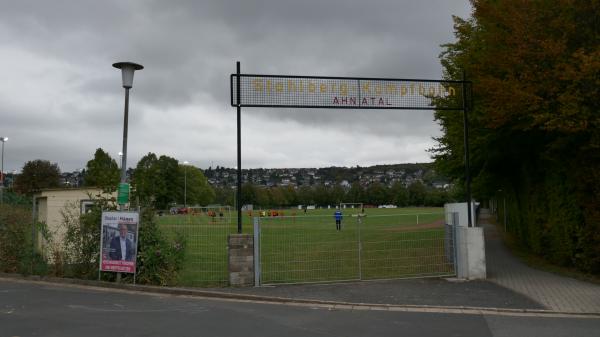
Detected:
[1,273,599,319]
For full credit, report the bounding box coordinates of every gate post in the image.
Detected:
[253,217,261,287]
[228,231,254,287]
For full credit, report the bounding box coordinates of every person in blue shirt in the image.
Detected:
[334,208,343,231]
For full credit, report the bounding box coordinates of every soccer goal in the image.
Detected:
[339,202,364,214]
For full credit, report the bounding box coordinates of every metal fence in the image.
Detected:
[255,212,457,285]
[158,210,235,287]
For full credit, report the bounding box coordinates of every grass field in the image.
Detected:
[158,207,454,287]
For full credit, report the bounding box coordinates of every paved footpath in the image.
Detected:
[483,211,600,313]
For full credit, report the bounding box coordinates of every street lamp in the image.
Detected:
[118,151,123,169]
[1,137,7,205]
[183,161,189,208]
[113,62,143,209]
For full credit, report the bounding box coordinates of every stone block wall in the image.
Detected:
[228,234,254,287]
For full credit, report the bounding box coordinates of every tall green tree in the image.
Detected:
[434,0,600,273]
[346,182,364,203]
[366,182,388,206]
[83,148,119,192]
[178,164,214,206]
[407,181,426,206]
[240,182,257,206]
[14,160,61,194]
[131,153,160,207]
[131,153,180,209]
[390,181,409,207]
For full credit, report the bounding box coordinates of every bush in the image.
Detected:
[0,204,49,275]
[135,208,186,285]
[60,198,114,279]
[59,197,186,285]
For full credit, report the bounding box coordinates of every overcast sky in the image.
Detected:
[0,0,471,173]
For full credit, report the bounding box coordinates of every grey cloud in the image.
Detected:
[0,0,471,171]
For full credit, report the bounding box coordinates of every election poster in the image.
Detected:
[99,211,139,274]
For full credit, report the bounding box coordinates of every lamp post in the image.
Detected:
[0,137,7,205]
[183,161,189,208]
[113,62,143,210]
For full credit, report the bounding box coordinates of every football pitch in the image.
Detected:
[157,207,454,286]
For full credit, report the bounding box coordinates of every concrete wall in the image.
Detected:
[455,226,486,279]
[228,234,254,287]
[444,202,477,227]
[444,202,486,280]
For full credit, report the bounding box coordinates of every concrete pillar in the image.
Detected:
[228,234,254,287]
[455,226,486,279]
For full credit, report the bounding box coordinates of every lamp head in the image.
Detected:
[0,137,7,142]
[112,62,144,88]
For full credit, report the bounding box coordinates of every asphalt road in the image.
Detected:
[1,279,599,337]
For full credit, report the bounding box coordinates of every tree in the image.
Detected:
[255,187,270,207]
[313,185,330,207]
[131,153,180,209]
[214,187,234,206]
[330,185,346,206]
[434,0,600,273]
[366,182,388,206]
[268,187,287,207]
[296,186,314,205]
[240,182,257,206]
[347,183,364,203]
[15,160,61,194]
[390,181,408,207]
[83,148,119,192]
[131,153,159,207]
[178,164,215,206]
[407,181,426,206]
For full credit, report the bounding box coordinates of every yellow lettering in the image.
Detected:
[266,80,272,93]
[362,81,371,94]
[419,84,425,96]
[309,82,316,93]
[375,84,382,95]
[330,83,336,93]
[386,84,396,95]
[410,84,415,95]
[287,80,297,93]
[340,83,348,96]
[428,86,436,96]
[276,82,284,93]
[253,79,263,92]
[320,83,327,93]
[400,85,407,96]
[448,86,456,96]
[298,81,304,92]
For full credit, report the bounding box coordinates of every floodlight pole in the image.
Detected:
[236,61,242,233]
[462,71,472,227]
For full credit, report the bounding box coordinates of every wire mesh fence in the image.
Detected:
[158,209,236,287]
[258,212,456,285]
